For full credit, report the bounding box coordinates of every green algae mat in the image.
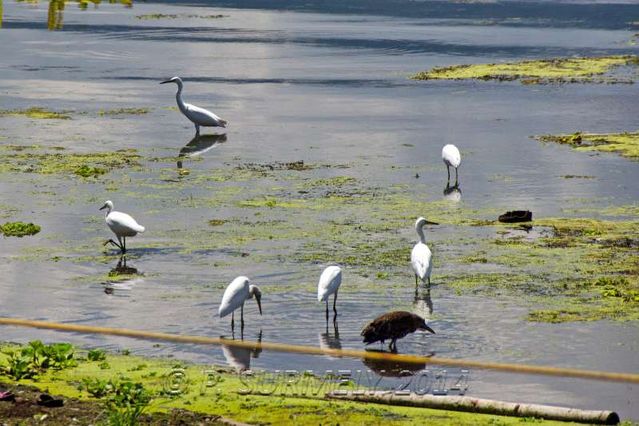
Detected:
[411,55,639,84]
[535,131,639,161]
[0,342,581,425]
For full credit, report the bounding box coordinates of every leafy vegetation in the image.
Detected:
[0,341,76,380]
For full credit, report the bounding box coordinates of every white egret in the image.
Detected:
[161,76,227,136]
[317,265,342,321]
[442,144,461,184]
[100,200,145,254]
[219,276,262,331]
[411,217,437,287]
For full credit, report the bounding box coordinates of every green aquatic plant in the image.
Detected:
[98,107,150,116]
[535,131,639,160]
[0,145,141,177]
[0,221,41,237]
[0,106,70,119]
[0,341,76,380]
[411,55,639,84]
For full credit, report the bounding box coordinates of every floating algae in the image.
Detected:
[135,13,226,20]
[0,221,41,237]
[535,131,639,161]
[0,342,571,426]
[98,107,150,116]
[456,217,639,323]
[411,55,639,84]
[0,107,70,119]
[0,145,141,178]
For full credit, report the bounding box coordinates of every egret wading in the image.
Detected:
[219,276,262,332]
[100,200,145,254]
[160,76,227,136]
[411,217,437,287]
[361,311,435,353]
[442,144,461,184]
[317,265,342,322]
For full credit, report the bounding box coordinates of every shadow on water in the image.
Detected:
[443,183,462,203]
[221,330,262,372]
[177,133,227,169]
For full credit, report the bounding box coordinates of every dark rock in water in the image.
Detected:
[498,210,532,223]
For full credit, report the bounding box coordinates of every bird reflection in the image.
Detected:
[318,321,342,357]
[103,255,143,294]
[221,330,262,372]
[362,355,428,378]
[414,286,433,322]
[177,133,227,169]
[443,182,462,202]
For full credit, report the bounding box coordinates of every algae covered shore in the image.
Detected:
[0,341,583,425]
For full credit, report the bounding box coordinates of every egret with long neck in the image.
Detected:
[219,276,262,333]
[99,200,145,254]
[161,76,227,136]
[411,217,437,287]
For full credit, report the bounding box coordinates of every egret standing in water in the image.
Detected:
[411,217,437,287]
[160,76,227,136]
[442,144,461,184]
[317,265,342,322]
[219,276,262,332]
[100,200,145,254]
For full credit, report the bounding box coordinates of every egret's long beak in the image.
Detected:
[160,79,172,84]
[99,204,107,211]
[421,324,435,334]
[424,220,439,225]
[256,297,263,316]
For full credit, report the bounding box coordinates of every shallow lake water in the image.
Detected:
[0,0,638,419]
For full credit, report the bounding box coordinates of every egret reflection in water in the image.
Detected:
[221,330,262,372]
[318,321,341,358]
[103,255,143,294]
[443,182,462,202]
[414,286,433,321]
[177,133,227,169]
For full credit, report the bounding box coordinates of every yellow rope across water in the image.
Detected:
[1,317,638,384]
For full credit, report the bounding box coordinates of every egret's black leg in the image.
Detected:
[325,300,329,322]
[195,124,200,136]
[123,237,127,253]
[428,276,431,286]
[333,290,338,319]
[241,304,245,331]
[455,167,459,185]
[415,274,418,287]
[104,239,122,250]
[117,236,125,254]
[447,165,450,182]
[231,311,235,331]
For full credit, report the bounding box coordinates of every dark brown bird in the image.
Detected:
[361,311,435,353]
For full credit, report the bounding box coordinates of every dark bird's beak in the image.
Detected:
[256,296,262,316]
[160,79,172,84]
[424,220,439,225]
[99,205,107,211]
[421,324,436,334]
